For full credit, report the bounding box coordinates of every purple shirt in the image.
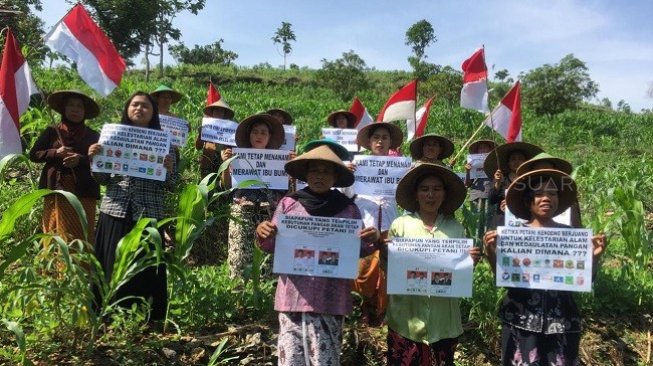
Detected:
[258,195,375,315]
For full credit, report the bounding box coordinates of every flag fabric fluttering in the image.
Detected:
[484,81,522,142]
[0,29,39,159]
[377,80,417,122]
[460,48,489,113]
[45,3,126,96]
[349,96,374,130]
[206,81,220,105]
[406,97,434,140]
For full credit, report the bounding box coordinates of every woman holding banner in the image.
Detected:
[256,144,380,366]
[221,113,288,279]
[483,169,607,365]
[30,90,101,243]
[88,91,177,321]
[351,122,404,326]
[196,99,235,179]
[385,163,481,365]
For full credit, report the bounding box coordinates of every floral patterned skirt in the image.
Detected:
[386,328,458,366]
[501,323,581,366]
[277,312,343,366]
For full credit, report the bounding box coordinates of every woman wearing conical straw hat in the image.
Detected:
[483,169,607,365]
[195,98,236,179]
[256,144,380,366]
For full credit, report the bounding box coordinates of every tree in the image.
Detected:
[420,66,462,104]
[405,20,437,80]
[145,0,206,80]
[521,54,599,115]
[315,50,369,102]
[616,99,631,114]
[79,0,159,61]
[600,97,612,110]
[0,0,46,62]
[494,69,510,81]
[272,21,295,70]
[169,39,237,66]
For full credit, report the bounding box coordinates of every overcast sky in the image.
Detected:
[38,0,653,111]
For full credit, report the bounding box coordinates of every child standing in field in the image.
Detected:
[483,169,607,365]
[88,92,177,321]
[221,113,290,279]
[30,90,101,243]
[256,145,380,366]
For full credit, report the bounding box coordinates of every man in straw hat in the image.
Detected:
[221,113,288,279]
[195,98,236,179]
[30,90,101,243]
[483,169,607,366]
[256,144,380,366]
[350,120,404,326]
[384,163,481,365]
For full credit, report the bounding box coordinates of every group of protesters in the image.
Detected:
[30,86,608,366]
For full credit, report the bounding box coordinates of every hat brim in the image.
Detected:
[47,91,100,120]
[395,163,466,214]
[327,111,357,128]
[409,134,454,161]
[468,139,497,154]
[302,140,350,161]
[151,89,182,104]
[483,142,544,178]
[506,169,577,221]
[516,154,573,176]
[203,101,235,120]
[285,145,354,187]
[235,113,284,149]
[267,109,293,125]
[357,122,404,150]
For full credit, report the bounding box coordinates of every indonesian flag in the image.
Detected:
[460,48,489,113]
[483,81,522,142]
[45,4,126,96]
[206,81,220,105]
[349,96,374,130]
[0,29,38,159]
[377,80,417,122]
[406,97,434,140]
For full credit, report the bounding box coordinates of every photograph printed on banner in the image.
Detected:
[405,268,428,294]
[293,247,315,272]
[317,248,340,275]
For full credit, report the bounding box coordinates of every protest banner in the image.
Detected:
[200,117,238,146]
[495,226,593,292]
[92,124,170,181]
[321,128,359,152]
[159,114,189,146]
[231,148,290,189]
[279,125,296,151]
[352,155,412,197]
[387,238,474,297]
[467,153,488,179]
[273,214,363,279]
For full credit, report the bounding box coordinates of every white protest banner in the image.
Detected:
[321,128,359,152]
[279,125,296,151]
[496,226,593,292]
[92,124,170,181]
[467,153,489,179]
[159,115,189,147]
[200,117,238,146]
[352,155,412,197]
[273,214,363,279]
[231,148,289,189]
[387,238,474,297]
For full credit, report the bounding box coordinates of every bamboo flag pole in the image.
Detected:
[482,45,502,172]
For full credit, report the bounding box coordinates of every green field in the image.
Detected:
[1,65,652,365]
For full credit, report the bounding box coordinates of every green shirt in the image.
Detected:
[386,213,466,344]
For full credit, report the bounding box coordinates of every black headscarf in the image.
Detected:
[289,187,354,217]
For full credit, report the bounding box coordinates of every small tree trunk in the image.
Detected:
[283,53,287,71]
[144,43,151,82]
[158,40,164,78]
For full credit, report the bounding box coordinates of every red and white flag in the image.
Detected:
[460,48,489,113]
[377,80,417,122]
[0,29,38,159]
[349,96,374,130]
[45,4,126,96]
[206,81,220,105]
[484,81,522,142]
[406,97,434,140]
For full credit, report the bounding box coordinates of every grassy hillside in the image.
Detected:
[0,65,651,365]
